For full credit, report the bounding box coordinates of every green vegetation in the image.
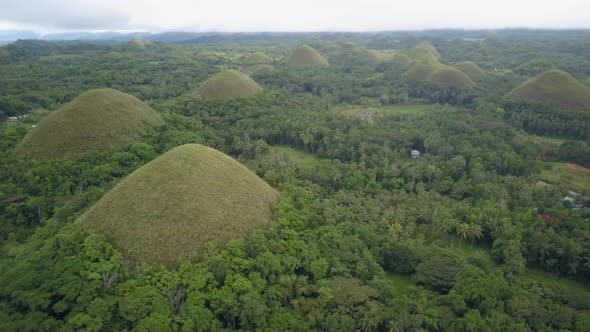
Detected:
[79,144,279,265]
[452,61,486,82]
[285,44,329,68]
[2,30,590,331]
[192,69,263,100]
[539,161,590,193]
[17,88,164,160]
[506,70,590,112]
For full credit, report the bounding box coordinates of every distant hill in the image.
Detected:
[405,45,440,65]
[79,144,279,265]
[405,63,442,81]
[506,70,590,112]
[335,42,381,64]
[430,67,475,88]
[17,89,163,160]
[452,61,486,82]
[244,64,275,76]
[243,51,273,65]
[392,54,412,67]
[192,69,263,100]
[403,42,478,89]
[285,44,329,68]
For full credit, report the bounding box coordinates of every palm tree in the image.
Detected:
[456,223,469,247]
[468,224,483,247]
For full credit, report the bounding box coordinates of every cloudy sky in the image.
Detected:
[0,0,589,33]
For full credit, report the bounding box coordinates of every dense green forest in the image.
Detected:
[1,30,590,331]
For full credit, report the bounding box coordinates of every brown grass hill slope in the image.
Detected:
[0,48,9,57]
[416,42,441,59]
[405,45,440,65]
[404,63,442,81]
[245,64,275,76]
[243,51,273,65]
[17,89,164,160]
[285,44,329,69]
[78,144,280,266]
[192,69,263,100]
[392,54,413,67]
[506,70,590,112]
[452,61,486,82]
[430,67,475,88]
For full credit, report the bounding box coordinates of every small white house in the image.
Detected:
[411,150,421,159]
[8,116,17,121]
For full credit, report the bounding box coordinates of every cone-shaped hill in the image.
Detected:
[192,69,263,100]
[506,70,590,112]
[430,67,475,88]
[392,54,413,67]
[285,44,329,68]
[243,51,273,65]
[405,45,440,65]
[452,61,485,82]
[335,42,380,64]
[17,89,164,160]
[79,144,280,266]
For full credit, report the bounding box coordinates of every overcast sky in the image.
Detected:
[0,0,589,33]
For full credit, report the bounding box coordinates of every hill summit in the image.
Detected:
[192,69,263,100]
[506,70,590,112]
[79,144,279,265]
[452,61,486,82]
[17,88,163,160]
[285,44,329,68]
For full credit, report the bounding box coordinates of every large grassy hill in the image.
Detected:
[17,88,163,160]
[285,44,329,68]
[506,70,590,112]
[79,144,279,266]
[192,69,263,100]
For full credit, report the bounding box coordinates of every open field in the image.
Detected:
[263,145,326,169]
[539,162,590,193]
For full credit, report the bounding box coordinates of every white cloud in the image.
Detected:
[0,0,588,32]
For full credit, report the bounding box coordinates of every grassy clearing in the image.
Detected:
[79,144,279,266]
[539,162,590,193]
[17,88,164,160]
[523,134,566,146]
[384,272,415,296]
[522,268,590,295]
[263,145,326,170]
[380,104,432,115]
